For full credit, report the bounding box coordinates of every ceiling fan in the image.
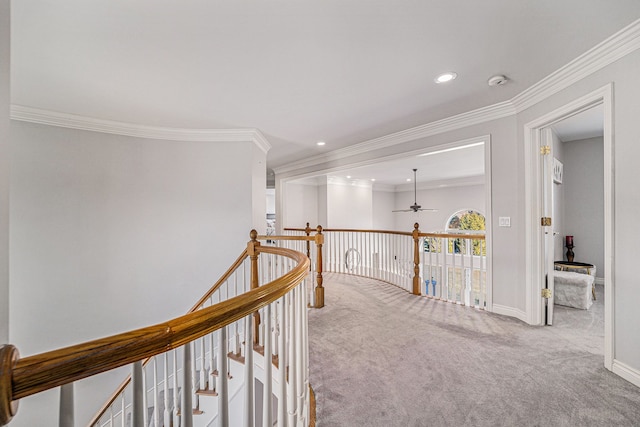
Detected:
[392,169,438,213]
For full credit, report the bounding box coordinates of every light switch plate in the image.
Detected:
[499,217,511,227]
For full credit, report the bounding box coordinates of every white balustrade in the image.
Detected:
[87,245,311,427]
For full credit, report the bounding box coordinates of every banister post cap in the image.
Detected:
[0,345,20,425]
[316,225,323,233]
[250,229,258,241]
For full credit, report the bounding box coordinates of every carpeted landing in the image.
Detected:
[307,273,640,427]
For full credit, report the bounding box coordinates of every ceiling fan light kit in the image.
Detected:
[393,168,438,213]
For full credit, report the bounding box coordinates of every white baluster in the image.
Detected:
[287,291,297,426]
[164,353,171,427]
[182,343,193,427]
[244,313,254,427]
[217,327,229,427]
[262,304,273,427]
[172,349,179,424]
[59,383,74,427]
[277,296,287,427]
[153,357,160,427]
[132,361,144,427]
[120,391,125,427]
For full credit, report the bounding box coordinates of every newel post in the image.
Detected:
[304,222,312,270]
[412,223,421,295]
[248,229,261,344]
[315,226,325,308]
[0,345,19,426]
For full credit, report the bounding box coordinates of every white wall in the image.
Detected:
[9,121,264,425]
[372,190,395,230]
[563,136,604,278]
[551,129,566,261]
[252,144,267,234]
[0,0,9,343]
[393,184,486,233]
[282,181,318,229]
[266,188,275,215]
[516,48,640,382]
[326,177,372,228]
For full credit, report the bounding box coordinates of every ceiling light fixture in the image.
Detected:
[316,141,326,146]
[406,178,411,182]
[417,141,484,157]
[487,75,508,86]
[346,175,351,179]
[434,72,457,84]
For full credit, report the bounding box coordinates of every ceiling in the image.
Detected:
[11,1,640,180]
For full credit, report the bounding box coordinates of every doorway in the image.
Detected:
[524,84,614,370]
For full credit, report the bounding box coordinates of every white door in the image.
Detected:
[541,129,555,325]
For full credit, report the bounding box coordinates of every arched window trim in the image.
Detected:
[445,208,486,234]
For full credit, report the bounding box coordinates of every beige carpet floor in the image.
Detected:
[308,273,640,426]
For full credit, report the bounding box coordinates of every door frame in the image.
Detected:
[523,83,614,370]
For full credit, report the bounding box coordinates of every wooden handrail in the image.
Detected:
[284,227,485,240]
[0,245,309,425]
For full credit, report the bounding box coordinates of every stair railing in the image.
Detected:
[259,223,325,308]
[0,230,312,427]
[285,223,487,308]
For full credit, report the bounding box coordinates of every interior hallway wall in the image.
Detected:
[372,190,395,230]
[563,136,604,279]
[0,0,10,343]
[551,129,566,262]
[393,184,486,233]
[9,121,263,425]
[516,48,640,384]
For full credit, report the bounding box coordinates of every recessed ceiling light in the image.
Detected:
[406,178,411,182]
[316,141,326,146]
[371,178,376,182]
[434,72,457,84]
[346,175,351,179]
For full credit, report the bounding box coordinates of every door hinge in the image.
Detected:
[541,288,552,299]
[540,145,551,155]
[541,217,552,226]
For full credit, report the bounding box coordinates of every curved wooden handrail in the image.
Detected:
[284,227,485,240]
[1,245,309,424]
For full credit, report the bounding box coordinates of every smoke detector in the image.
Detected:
[487,75,508,86]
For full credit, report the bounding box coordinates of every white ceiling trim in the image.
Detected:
[274,101,514,175]
[10,105,272,153]
[512,18,640,112]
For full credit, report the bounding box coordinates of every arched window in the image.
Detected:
[445,209,486,255]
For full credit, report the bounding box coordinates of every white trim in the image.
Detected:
[612,359,640,389]
[484,137,493,312]
[491,303,527,323]
[10,105,272,153]
[274,103,514,174]
[595,277,605,286]
[278,136,489,182]
[512,18,640,112]
[523,83,614,371]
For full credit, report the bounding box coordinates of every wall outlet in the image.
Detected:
[499,217,511,227]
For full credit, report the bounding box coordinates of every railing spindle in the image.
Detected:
[132,361,144,427]
[58,383,74,427]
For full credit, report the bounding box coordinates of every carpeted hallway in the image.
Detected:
[308,273,640,426]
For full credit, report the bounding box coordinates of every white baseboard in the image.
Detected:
[612,359,640,388]
[492,303,528,323]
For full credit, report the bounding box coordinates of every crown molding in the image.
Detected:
[10,105,272,153]
[274,101,514,175]
[512,18,640,112]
